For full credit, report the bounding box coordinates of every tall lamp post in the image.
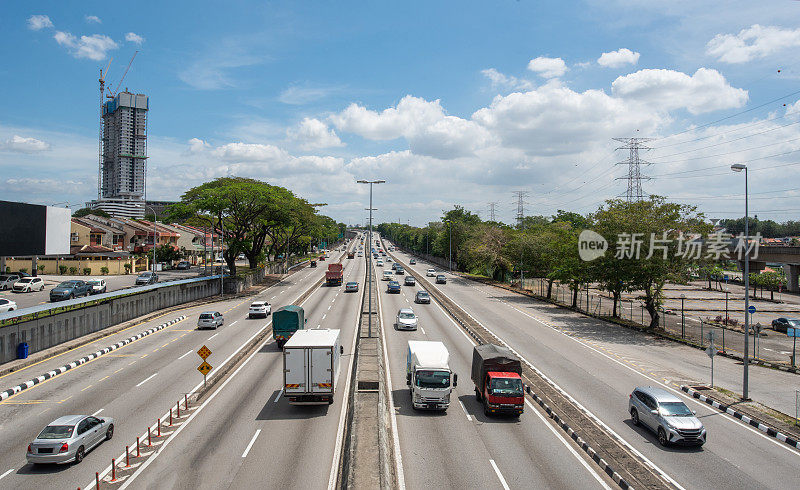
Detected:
[731,163,750,399]
[680,294,686,339]
[357,179,385,338]
[444,219,452,272]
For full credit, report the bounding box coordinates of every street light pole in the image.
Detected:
[680,294,686,339]
[357,179,385,338]
[731,163,750,399]
[444,220,452,272]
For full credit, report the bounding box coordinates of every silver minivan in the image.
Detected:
[629,386,706,446]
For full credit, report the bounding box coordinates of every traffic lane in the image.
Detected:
[0,272,321,489]
[127,254,364,489]
[379,281,610,490]
[430,274,800,490]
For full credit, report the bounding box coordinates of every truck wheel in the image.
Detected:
[484,404,490,417]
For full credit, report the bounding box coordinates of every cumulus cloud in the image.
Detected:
[54,31,117,60]
[707,24,800,63]
[27,15,53,31]
[481,68,534,91]
[125,32,145,44]
[286,118,345,150]
[611,68,748,114]
[1,135,51,153]
[527,57,568,78]
[85,15,101,24]
[597,48,640,68]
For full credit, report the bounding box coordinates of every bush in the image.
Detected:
[124,263,133,273]
[59,265,68,275]
[82,267,92,275]
[69,267,78,275]
[19,268,28,273]
[100,266,109,275]
[37,265,45,273]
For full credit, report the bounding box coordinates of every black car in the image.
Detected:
[772,317,800,333]
[436,274,447,284]
[387,280,401,293]
[415,290,430,304]
[310,260,317,268]
[404,276,416,286]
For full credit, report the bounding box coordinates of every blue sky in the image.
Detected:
[3,1,800,226]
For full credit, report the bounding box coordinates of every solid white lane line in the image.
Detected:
[0,469,13,480]
[208,333,219,340]
[458,400,472,422]
[135,373,157,388]
[525,399,611,489]
[274,388,283,403]
[92,408,104,416]
[489,459,510,490]
[178,349,192,360]
[241,429,261,458]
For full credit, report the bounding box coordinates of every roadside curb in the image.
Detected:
[680,385,800,450]
[0,315,186,401]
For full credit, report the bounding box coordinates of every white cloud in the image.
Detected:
[54,31,117,60]
[85,15,101,24]
[527,57,568,78]
[186,138,211,154]
[125,32,145,44]
[611,68,748,114]
[212,142,289,162]
[0,135,51,153]
[279,84,339,105]
[706,24,800,63]
[179,40,261,90]
[27,15,53,31]
[481,68,534,91]
[286,118,345,150]
[597,48,640,68]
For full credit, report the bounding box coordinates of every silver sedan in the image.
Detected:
[26,415,114,464]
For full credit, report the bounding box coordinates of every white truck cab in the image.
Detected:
[406,340,456,411]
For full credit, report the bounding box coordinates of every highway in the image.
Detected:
[387,243,800,490]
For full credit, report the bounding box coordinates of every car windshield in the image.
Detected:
[489,377,523,396]
[417,292,428,298]
[347,283,357,287]
[251,303,264,307]
[416,370,450,389]
[199,313,213,319]
[0,276,7,281]
[139,272,152,277]
[399,312,415,320]
[788,319,800,327]
[87,280,102,285]
[659,401,693,416]
[38,425,74,439]
[58,281,77,287]
[18,278,32,283]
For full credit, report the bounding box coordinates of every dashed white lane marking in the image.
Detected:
[135,373,157,388]
[241,429,261,458]
[322,314,327,320]
[92,408,104,416]
[230,320,238,326]
[274,388,283,403]
[458,400,472,421]
[178,350,192,360]
[420,327,426,335]
[208,333,219,340]
[0,469,12,481]
[489,459,510,490]
[271,296,276,300]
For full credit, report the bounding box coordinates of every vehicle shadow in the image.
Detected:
[256,390,330,420]
[390,388,447,417]
[458,394,522,424]
[621,419,704,453]
[17,462,72,475]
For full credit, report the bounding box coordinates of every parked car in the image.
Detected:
[426,269,436,277]
[409,259,416,265]
[387,280,401,293]
[49,281,90,302]
[86,279,107,295]
[0,298,17,312]
[135,271,158,286]
[382,270,393,281]
[771,317,800,333]
[415,290,431,304]
[345,281,359,292]
[26,415,114,465]
[396,307,418,330]
[436,274,447,284]
[629,386,705,447]
[13,277,45,293]
[0,274,20,290]
[198,311,224,329]
[175,261,191,270]
[237,253,246,260]
[404,276,416,286]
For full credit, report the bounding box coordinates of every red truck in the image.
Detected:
[347,251,355,259]
[471,344,524,416]
[325,263,343,286]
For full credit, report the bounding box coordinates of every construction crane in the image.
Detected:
[107,51,138,98]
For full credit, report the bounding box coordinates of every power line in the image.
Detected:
[614,137,653,201]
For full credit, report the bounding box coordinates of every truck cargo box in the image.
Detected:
[471,343,522,394]
[283,329,342,405]
[272,305,305,348]
[327,263,344,272]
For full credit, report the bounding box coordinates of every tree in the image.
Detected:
[73,207,110,218]
[155,244,183,263]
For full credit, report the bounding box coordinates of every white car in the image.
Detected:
[376,260,384,267]
[12,277,45,293]
[86,279,107,295]
[0,298,17,312]
[249,301,271,318]
[426,268,436,277]
[396,308,418,330]
[382,270,393,281]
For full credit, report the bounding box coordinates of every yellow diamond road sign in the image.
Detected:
[197,345,212,360]
[197,361,212,376]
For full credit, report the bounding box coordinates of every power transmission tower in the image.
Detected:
[613,137,653,201]
[488,202,498,222]
[512,191,529,228]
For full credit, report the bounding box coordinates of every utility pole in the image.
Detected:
[613,137,653,201]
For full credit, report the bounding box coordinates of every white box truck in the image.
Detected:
[406,340,457,411]
[283,329,343,405]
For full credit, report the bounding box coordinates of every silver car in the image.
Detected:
[27,415,114,464]
[198,311,224,329]
[396,308,418,330]
[0,274,20,290]
[629,386,706,447]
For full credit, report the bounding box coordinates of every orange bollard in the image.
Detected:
[96,472,100,489]
[176,401,180,418]
[185,393,189,410]
[157,418,161,437]
[147,426,152,446]
[136,437,141,457]
[169,408,173,426]
[126,445,130,467]
[111,458,116,481]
